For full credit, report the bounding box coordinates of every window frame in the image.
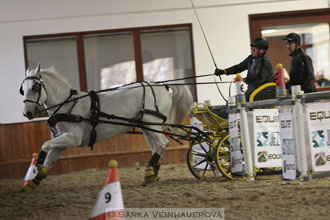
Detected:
[249,8,330,42]
[23,23,197,98]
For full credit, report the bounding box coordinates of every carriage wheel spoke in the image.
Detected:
[192,159,206,168]
[198,142,209,154]
[211,165,217,177]
[201,163,209,177]
[191,150,207,157]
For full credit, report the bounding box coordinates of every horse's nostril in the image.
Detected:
[24,111,33,119]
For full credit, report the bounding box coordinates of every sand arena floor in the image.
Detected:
[1,163,330,220]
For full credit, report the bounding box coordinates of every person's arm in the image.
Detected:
[225,55,251,75]
[288,56,303,86]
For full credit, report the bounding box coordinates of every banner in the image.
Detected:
[306,102,330,172]
[279,111,296,179]
[191,116,210,170]
[229,113,243,173]
[252,109,282,168]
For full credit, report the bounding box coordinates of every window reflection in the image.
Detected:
[84,32,136,90]
[100,61,136,89]
[143,57,174,82]
[141,27,195,96]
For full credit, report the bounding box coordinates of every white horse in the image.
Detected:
[20,65,193,190]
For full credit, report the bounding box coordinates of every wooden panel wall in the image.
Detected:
[0,116,190,179]
[267,38,291,71]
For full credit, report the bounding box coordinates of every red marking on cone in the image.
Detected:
[22,153,38,188]
[90,160,125,220]
[275,63,287,97]
[275,63,285,87]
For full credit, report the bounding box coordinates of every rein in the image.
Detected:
[43,80,232,112]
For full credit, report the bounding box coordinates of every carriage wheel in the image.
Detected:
[215,133,232,180]
[215,133,261,179]
[186,139,221,179]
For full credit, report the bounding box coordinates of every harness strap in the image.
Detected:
[47,89,78,136]
[98,109,167,125]
[47,91,100,150]
[144,81,159,112]
[136,81,167,123]
[47,113,83,128]
[143,109,167,123]
[51,89,78,116]
[45,111,208,146]
[88,91,100,150]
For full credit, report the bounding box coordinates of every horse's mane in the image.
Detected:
[40,67,73,89]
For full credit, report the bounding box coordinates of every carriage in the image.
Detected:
[19,65,276,191]
[186,82,276,180]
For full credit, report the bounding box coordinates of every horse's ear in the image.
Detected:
[34,64,41,74]
[25,68,30,77]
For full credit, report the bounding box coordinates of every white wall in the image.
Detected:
[0,0,328,123]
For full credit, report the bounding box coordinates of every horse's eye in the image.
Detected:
[32,82,41,92]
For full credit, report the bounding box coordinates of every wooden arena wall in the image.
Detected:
[0,117,190,179]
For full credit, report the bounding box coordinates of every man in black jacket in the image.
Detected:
[282,32,315,93]
[215,37,274,101]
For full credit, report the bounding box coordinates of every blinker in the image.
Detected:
[20,86,24,95]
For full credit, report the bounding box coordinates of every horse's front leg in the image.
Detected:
[23,132,77,192]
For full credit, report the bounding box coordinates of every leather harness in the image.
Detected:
[47,82,168,150]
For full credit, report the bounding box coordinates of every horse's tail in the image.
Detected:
[167,85,193,134]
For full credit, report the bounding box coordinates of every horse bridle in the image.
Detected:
[20,76,47,110]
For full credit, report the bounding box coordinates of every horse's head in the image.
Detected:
[20,65,47,119]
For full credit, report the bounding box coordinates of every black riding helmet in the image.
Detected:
[250,37,269,50]
[282,32,301,45]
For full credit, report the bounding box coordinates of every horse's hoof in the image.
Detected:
[142,166,159,186]
[21,184,33,193]
[20,166,48,192]
[141,176,159,187]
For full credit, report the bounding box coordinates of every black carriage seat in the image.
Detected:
[249,82,276,102]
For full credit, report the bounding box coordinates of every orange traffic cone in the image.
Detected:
[90,160,125,220]
[22,153,39,192]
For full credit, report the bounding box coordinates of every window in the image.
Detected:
[262,23,330,89]
[25,36,80,89]
[24,24,196,98]
[249,8,330,90]
[140,27,195,96]
[83,32,136,89]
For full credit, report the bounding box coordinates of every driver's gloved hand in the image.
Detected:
[214,68,225,76]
